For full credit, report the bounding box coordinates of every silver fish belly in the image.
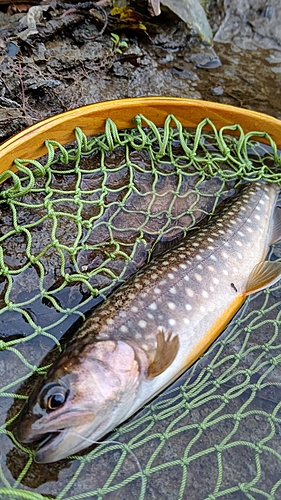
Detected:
[16,182,281,463]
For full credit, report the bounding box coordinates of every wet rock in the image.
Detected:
[215,0,281,50]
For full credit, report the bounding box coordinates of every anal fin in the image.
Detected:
[148,330,179,379]
[245,260,281,296]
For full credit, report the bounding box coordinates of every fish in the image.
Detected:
[16,182,281,463]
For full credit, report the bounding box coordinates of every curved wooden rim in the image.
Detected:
[1,97,281,174]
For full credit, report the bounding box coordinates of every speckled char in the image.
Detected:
[71,181,280,368]
[17,182,281,463]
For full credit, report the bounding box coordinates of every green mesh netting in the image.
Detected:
[0,114,281,500]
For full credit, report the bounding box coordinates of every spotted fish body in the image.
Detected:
[17,182,281,463]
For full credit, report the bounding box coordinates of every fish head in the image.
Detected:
[16,339,147,463]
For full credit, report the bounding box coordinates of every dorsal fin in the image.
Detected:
[148,330,179,379]
[269,206,281,245]
[244,260,281,296]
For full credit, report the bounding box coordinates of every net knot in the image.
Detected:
[198,422,207,431]
[270,357,279,367]
[220,394,229,404]
[213,444,224,453]
[238,483,249,492]
[0,266,10,277]
[255,443,264,454]
[233,413,242,422]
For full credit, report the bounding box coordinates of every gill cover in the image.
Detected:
[16,340,145,463]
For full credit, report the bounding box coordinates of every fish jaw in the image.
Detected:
[16,340,149,463]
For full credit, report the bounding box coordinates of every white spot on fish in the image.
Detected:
[186,288,194,297]
[183,317,190,325]
[235,240,243,247]
[120,311,127,318]
[106,318,114,325]
[207,237,214,243]
[168,273,175,280]
[208,246,214,250]
[210,255,217,262]
[222,251,228,258]
[200,305,206,313]
[192,242,199,247]
[169,318,176,326]
[147,313,154,319]
[168,302,176,310]
[195,273,202,282]
[180,263,187,270]
[237,252,243,259]
[135,333,142,339]
[238,231,245,237]
[260,199,265,205]
[151,273,158,280]
[254,214,261,220]
[209,285,215,292]
[131,306,138,313]
[170,287,177,294]
[196,255,202,261]
[223,270,229,276]
[246,227,253,233]
[138,320,147,329]
[185,303,192,311]
[184,276,190,282]
[213,277,219,285]
[256,206,261,211]
[208,265,214,272]
[202,290,209,298]
[149,302,157,310]
[154,288,161,294]
[197,264,203,270]
[120,325,128,333]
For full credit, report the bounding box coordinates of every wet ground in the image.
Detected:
[1,0,281,499]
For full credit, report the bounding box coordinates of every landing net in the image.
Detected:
[0,115,281,499]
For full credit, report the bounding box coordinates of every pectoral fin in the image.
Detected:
[148,330,179,379]
[244,260,281,296]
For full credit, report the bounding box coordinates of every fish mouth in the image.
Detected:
[34,430,66,463]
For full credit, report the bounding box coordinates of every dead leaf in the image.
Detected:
[18,4,50,40]
[8,3,32,14]
[147,0,161,16]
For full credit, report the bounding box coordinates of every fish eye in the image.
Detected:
[40,383,69,411]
